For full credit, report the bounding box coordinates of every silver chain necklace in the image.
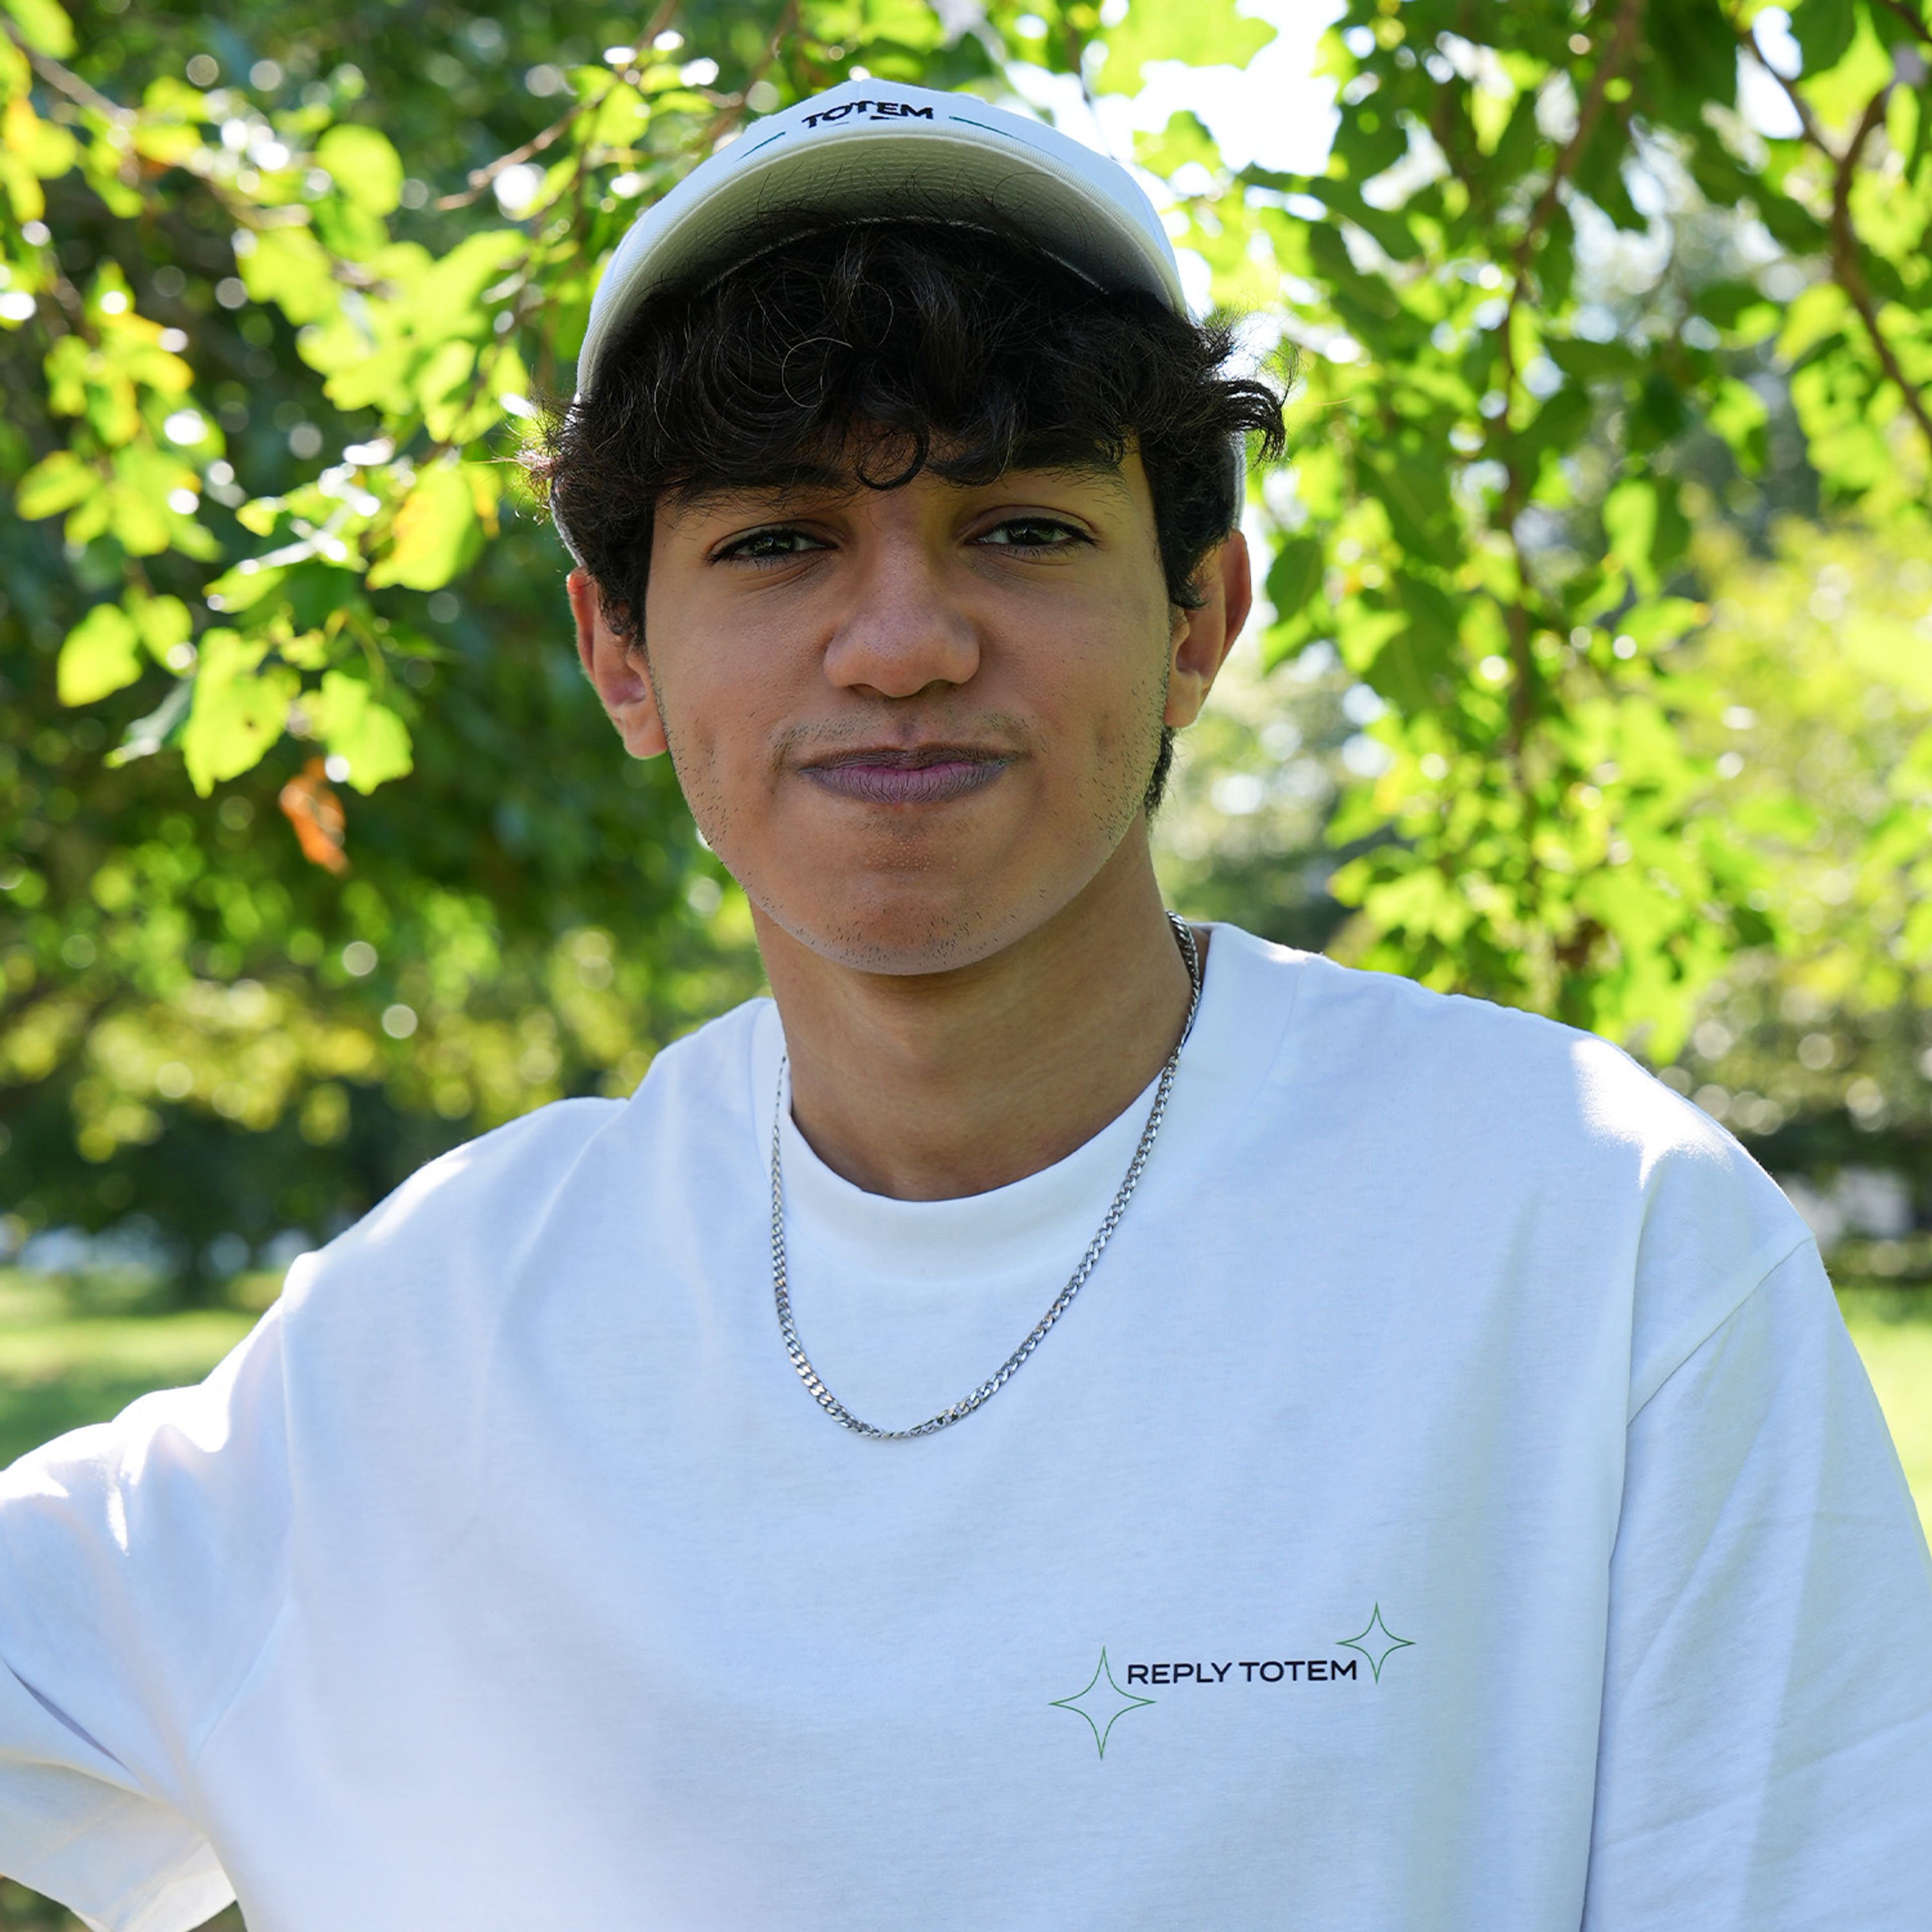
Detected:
[768,912,1202,1440]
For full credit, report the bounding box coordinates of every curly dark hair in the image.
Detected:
[530,214,1286,810]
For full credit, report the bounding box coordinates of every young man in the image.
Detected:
[3,78,1929,1931]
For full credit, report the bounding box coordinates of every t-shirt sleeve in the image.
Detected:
[0,1301,291,1932]
[1583,1240,1932,1928]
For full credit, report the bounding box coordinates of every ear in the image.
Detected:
[568,568,668,759]
[1163,530,1253,730]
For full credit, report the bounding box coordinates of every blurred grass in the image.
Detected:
[0,1270,265,1469]
[0,1268,1924,1931]
[0,1881,238,1932]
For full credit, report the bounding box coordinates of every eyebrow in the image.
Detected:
[669,455,1133,517]
[670,463,857,514]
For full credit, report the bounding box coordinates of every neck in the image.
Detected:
[755,831,1201,1201]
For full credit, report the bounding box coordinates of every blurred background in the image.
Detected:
[3,0,1930,1914]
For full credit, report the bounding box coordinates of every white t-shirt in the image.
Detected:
[3,925,1929,1931]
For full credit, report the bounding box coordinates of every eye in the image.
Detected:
[713,525,828,564]
[976,515,1089,552]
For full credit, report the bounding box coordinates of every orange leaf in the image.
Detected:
[278,757,349,874]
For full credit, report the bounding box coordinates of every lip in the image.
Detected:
[798,745,1012,806]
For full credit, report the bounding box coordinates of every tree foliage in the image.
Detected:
[1218,0,1932,1053]
[1660,520,1932,1195]
[3,0,1930,1269]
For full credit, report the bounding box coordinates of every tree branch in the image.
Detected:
[1870,0,1932,50]
[17,39,132,125]
[1491,0,1646,755]
[1738,15,1932,472]
[1509,0,1646,290]
[691,0,800,153]
[637,0,686,53]
[437,0,688,211]
[1827,83,1932,463]
[436,103,590,212]
[1739,22,1834,146]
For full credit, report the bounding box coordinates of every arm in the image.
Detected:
[0,1301,291,1932]
[1584,1243,1932,1927]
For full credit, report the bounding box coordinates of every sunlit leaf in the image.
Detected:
[0,0,74,57]
[305,669,413,791]
[182,630,301,795]
[367,459,479,590]
[316,123,404,216]
[4,96,76,177]
[15,448,96,520]
[57,601,143,705]
[240,224,339,327]
[132,594,192,664]
[1096,0,1276,96]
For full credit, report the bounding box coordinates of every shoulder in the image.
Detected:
[1234,928,1758,1178]
[280,995,768,1327]
[1234,928,1638,1090]
[1219,928,1815,1388]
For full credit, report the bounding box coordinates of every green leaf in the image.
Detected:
[1694,279,1767,328]
[241,224,338,326]
[316,123,403,216]
[282,560,368,631]
[1368,575,1460,711]
[368,460,478,590]
[57,602,142,705]
[182,629,299,795]
[311,195,388,262]
[589,82,649,148]
[1604,479,1660,590]
[417,337,478,441]
[15,448,96,520]
[204,559,290,615]
[1362,454,1459,569]
[1642,0,1738,124]
[132,594,192,664]
[0,0,74,57]
[131,115,198,168]
[1306,223,1401,325]
[1331,602,1406,678]
[1707,379,1769,472]
[1508,383,1594,466]
[1546,338,1639,383]
[1788,0,1859,72]
[1096,0,1276,96]
[1265,534,1325,618]
[1293,180,1422,264]
[5,96,76,178]
[305,669,413,792]
[1628,372,1692,449]
[1618,596,1705,646]
[106,478,172,554]
[1137,110,1221,180]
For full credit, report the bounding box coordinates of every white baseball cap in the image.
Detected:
[574,78,1188,400]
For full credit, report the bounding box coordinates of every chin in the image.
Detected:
[763,879,1040,977]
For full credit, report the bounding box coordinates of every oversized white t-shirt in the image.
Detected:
[2,925,1929,1931]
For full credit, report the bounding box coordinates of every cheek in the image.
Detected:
[648,637,797,852]
[1044,604,1171,776]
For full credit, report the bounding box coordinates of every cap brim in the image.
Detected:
[577,102,1186,396]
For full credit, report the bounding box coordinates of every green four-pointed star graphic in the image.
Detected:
[1338,1603,1414,1681]
[1051,1646,1155,1758]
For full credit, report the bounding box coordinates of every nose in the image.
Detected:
[820,527,981,700]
